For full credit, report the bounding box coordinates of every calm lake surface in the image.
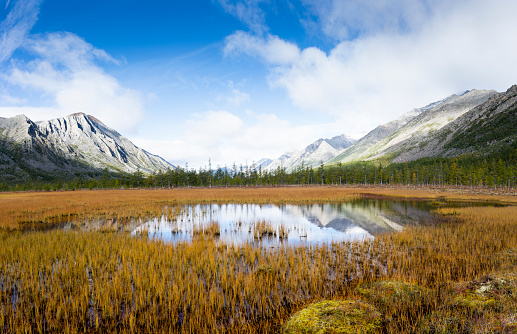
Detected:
[133,198,447,246]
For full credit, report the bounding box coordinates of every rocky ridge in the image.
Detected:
[0,113,175,176]
[389,85,517,162]
[329,89,497,164]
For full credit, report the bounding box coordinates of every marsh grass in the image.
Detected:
[0,231,374,333]
[1,188,517,332]
[251,221,276,239]
[0,188,363,229]
[1,186,512,230]
[193,221,221,238]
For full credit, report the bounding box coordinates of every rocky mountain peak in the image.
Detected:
[69,112,86,117]
[68,112,103,125]
[0,114,39,140]
[507,84,517,94]
[13,114,31,121]
[0,114,175,174]
[326,134,355,150]
[262,133,356,172]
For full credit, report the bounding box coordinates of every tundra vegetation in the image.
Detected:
[0,187,516,333]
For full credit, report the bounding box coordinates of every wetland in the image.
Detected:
[0,187,517,333]
[136,198,451,245]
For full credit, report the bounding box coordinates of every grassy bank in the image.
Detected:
[1,186,516,229]
[0,188,516,332]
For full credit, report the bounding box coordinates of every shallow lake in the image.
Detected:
[133,198,449,246]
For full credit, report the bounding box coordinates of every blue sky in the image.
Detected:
[1,0,517,168]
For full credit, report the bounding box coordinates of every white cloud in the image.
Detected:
[0,93,26,105]
[131,110,326,168]
[216,88,250,106]
[0,105,57,118]
[224,31,299,65]
[24,31,119,68]
[225,0,517,134]
[235,112,315,151]
[132,110,243,168]
[3,32,144,132]
[300,0,443,41]
[0,0,41,63]
[185,110,243,147]
[217,0,269,34]
[146,92,160,103]
[215,81,250,107]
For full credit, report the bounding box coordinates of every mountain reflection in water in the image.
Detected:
[133,198,438,246]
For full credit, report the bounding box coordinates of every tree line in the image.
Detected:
[2,141,517,192]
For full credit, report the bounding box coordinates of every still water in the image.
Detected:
[133,198,442,246]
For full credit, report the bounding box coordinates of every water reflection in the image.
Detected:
[133,198,439,246]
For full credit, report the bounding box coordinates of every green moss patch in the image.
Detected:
[282,300,381,334]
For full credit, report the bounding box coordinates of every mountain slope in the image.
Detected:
[262,151,297,171]
[37,113,174,173]
[0,114,96,183]
[330,89,497,164]
[0,113,175,180]
[329,108,423,164]
[389,85,517,162]
[265,134,356,172]
[254,158,273,170]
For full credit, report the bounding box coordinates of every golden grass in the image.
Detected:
[0,188,360,229]
[193,221,221,238]
[1,186,516,229]
[0,231,369,333]
[1,187,517,332]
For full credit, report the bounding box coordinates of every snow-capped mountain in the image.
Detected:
[264,134,356,172]
[0,113,175,175]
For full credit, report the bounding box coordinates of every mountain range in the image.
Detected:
[390,84,517,162]
[1,84,516,183]
[261,85,516,170]
[0,113,175,183]
[262,134,356,172]
[329,88,498,164]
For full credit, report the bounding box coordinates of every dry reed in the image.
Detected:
[0,188,517,332]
